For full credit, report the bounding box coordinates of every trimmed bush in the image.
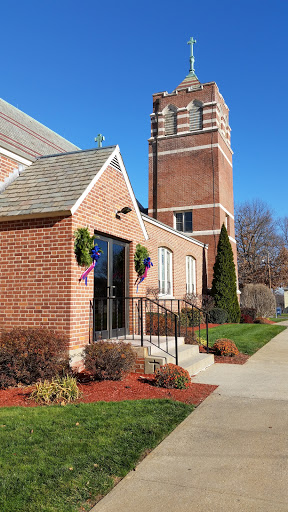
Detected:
[83,341,136,381]
[208,308,228,324]
[0,328,69,389]
[154,363,191,389]
[180,308,204,327]
[241,284,276,318]
[30,375,81,404]
[212,339,239,357]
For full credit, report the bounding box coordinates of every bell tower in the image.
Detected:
[148,38,237,287]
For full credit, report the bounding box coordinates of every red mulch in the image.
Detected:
[214,353,249,365]
[0,373,217,408]
[189,323,222,331]
[198,345,249,365]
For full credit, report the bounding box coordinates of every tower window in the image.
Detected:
[175,211,193,232]
[189,101,203,131]
[164,106,177,135]
[158,247,173,296]
[186,256,196,294]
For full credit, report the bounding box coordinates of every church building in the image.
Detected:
[0,39,237,371]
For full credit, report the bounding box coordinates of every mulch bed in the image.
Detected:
[214,353,249,365]
[0,373,217,408]
[198,345,250,365]
[187,345,250,364]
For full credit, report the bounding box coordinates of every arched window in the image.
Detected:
[188,100,203,131]
[186,256,196,294]
[164,105,177,135]
[158,247,173,296]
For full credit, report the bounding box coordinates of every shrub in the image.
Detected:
[154,363,191,389]
[208,308,228,324]
[146,313,173,336]
[186,334,207,346]
[241,284,276,318]
[211,224,241,323]
[0,328,69,389]
[212,339,239,357]
[30,375,81,404]
[180,307,204,327]
[240,307,257,324]
[83,341,136,381]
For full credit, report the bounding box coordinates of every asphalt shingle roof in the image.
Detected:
[0,98,80,161]
[0,147,116,218]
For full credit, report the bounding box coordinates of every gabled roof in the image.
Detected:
[0,145,149,240]
[0,147,116,218]
[0,98,79,161]
[174,72,201,91]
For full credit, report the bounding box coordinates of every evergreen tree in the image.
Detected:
[211,224,241,323]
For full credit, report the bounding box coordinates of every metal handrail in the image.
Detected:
[90,296,179,365]
[155,298,209,354]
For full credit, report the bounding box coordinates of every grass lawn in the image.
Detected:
[269,314,288,323]
[0,399,193,512]
[200,323,286,355]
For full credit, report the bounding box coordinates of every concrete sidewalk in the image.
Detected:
[92,322,288,512]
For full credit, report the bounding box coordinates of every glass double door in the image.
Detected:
[94,235,128,339]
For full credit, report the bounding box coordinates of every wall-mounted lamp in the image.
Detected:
[115,206,132,219]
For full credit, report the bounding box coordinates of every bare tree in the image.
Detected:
[278,217,288,247]
[235,200,283,288]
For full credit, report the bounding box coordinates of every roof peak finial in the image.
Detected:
[187,36,197,75]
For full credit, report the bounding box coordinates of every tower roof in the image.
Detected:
[174,36,201,91]
[174,72,201,91]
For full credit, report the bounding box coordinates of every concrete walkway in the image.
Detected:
[92,322,288,512]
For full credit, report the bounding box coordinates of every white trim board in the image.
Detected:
[0,146,32,166]
[71,146,149,241]
[148,143,233,167]
[148,203,234,220]
[142,214,207,248]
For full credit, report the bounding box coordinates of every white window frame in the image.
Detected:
[158,247,173,297]
[174,211,193,233]
[186,256,196,295]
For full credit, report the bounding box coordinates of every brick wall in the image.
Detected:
[0,215,72,335]
[0,154,19,182]
[143,218,206,298]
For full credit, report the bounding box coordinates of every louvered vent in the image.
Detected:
[165,110,177,135]
[110,155,122,172]
[189,105,203,131]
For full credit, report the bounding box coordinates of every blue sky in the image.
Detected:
[1,0,287,217]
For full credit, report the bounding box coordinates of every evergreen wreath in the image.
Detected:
[134,243,149,277]
[74,227,96,267]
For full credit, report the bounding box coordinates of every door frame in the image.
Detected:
[94,232,130,339]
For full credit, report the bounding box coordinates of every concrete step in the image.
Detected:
[123,334,186,348]
[184,353,215,376]
[150,342,200,363]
